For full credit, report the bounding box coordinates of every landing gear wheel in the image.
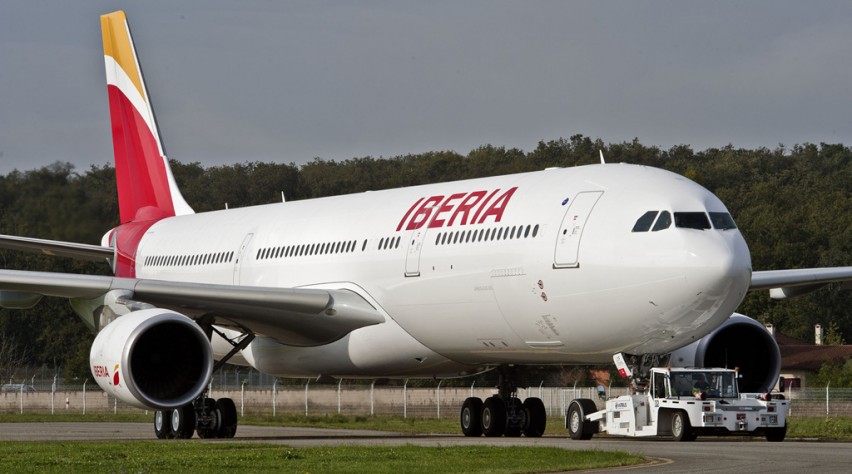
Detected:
[154,410,173,439]
[504,398,523,437]
[765,423,787,442]
[460,397,483,437]
[196,398,220,439]
[671,411,695,441]
[522,397,546,437]
[171,403,196,439]
[567,399,597,440]
[481,396,507,437]
[216,398,238,438]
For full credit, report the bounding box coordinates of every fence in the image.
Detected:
[2,375,851,418]
[782,386,852,417]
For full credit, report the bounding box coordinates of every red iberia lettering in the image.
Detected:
[470,189,501,224]
[406,195,444,230]
[396,197,424,231]
[448,190,487,226]
[429,193,466,228]
[476,187,518,224]
[397,187,519,231]
[92,365,110,378]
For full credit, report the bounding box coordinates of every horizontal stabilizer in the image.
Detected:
[0,234,113,262]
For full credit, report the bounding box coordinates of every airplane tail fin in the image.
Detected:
[101,11,193,224]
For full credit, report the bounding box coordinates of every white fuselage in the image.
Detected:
[132,164,752,378]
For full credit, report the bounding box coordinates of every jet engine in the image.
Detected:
[669,313,781,393]
[90,308,213,410]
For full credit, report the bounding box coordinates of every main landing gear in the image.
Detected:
[154,324,255,439]
[459,366,547,437]
[155,397,238,439]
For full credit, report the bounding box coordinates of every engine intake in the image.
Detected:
[669,313,781,393]
[90,308,213,410]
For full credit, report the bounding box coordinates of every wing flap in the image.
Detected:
[0,269,384,346]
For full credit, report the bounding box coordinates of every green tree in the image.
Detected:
[815,358,852,388]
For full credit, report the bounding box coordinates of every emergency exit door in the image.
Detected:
[553,191,603,268]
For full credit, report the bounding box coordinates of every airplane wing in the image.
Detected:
[0,234,113,262]
[0,269,384,346]
[750,267,852,299]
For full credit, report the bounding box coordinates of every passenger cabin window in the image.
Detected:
[632,211,659,232]
[709,212,737,230]
[674,212,711,230]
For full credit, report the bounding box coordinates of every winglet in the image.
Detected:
[101,11,193,224]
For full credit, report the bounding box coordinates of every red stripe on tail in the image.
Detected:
[107,85,177,223]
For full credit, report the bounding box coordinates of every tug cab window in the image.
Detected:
[674,212,711,230]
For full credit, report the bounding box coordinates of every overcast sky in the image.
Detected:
[1,0,851,175]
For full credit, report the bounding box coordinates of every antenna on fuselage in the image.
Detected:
[281,191,286,203]
[599,150,606,164]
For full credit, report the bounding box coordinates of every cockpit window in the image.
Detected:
[632,211,659,232]
[674,212,711,230]
[652,211,672,231]
[709,212,737,230]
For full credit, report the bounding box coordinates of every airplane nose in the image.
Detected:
[685,231,752,301]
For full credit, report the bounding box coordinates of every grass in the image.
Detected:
[0,412,150,423]
[0,442,644,473]
[786,416,852,439]
[0,412,567,435]
[2,413,849,473]
[3,412,852,439]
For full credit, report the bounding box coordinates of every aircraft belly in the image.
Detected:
[236,317,478,378]
[380,270,525,362]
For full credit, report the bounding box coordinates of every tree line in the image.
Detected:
[1,135,850,383]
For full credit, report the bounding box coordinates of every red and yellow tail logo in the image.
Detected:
[101,11,193,224]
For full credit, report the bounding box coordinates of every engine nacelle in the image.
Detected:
[90,308,213,410]
[669,313,781,393]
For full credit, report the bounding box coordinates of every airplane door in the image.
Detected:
[233,233,254,284]
[553,191,603,268]
[404,229,427,277]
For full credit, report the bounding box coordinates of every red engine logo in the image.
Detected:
[92,365,110,378]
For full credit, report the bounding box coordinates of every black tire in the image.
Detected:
[216,398,238,438]
[765,423,787,442]
[460,397,483,437]
[196,398,220,439]
[522,397,547,438]
[481,396,507,437]
[504,398,523,437]
[154,410,173,439]
[671,411,695,442]
[567,400,595,440]
[171,403,196,439]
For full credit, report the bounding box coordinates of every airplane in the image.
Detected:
[2,10,852,439]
